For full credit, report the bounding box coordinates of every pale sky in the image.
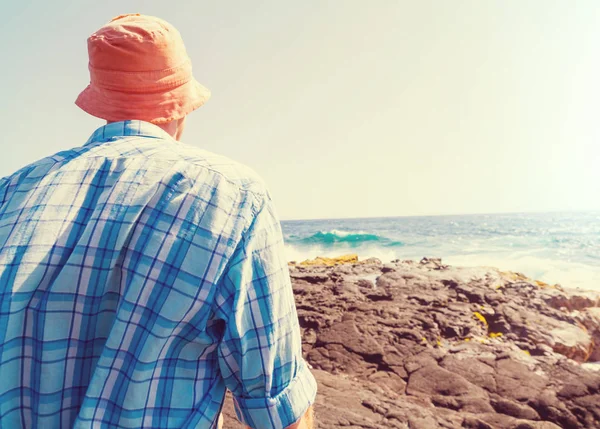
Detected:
[1,1,599,220]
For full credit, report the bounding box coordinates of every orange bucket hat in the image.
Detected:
[75,14,210,124]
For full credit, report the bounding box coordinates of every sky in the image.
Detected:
[1,1,599,220]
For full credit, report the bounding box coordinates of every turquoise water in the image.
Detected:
[281,211,600,291]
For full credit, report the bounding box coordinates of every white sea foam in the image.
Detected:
[324,229,366,237]
[444,254,600,291]
[284,244,600,291]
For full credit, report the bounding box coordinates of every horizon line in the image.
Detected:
[280,208,599,223]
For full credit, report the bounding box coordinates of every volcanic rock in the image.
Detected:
[222,259,600,428]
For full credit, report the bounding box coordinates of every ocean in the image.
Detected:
[281,211,600,291]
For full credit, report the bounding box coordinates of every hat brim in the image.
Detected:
[75,78,211,124]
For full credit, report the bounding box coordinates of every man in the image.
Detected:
[0,14,316,429]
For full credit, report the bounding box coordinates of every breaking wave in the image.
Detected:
[288,229,403,247]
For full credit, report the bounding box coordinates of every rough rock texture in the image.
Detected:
[223,258,600,428]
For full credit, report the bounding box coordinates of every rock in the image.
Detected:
[419,257,449,270]
[462,416,494,429]
[542,288,600,311]
[356,278,375,289]
[548,324,593,362]
[318,321,384,360]
[576,307,600,361]
[222,258,600,428]
[440,354,497,392]
[510,422,562,429]
[490,397,540,420]
[361,257,383,265]
[299,254,359,266]
[289,272,330,284]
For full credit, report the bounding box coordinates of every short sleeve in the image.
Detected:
[213,194,317,429]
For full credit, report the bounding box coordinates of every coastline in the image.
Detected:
[223,255,600,428]
[281,211,600,292]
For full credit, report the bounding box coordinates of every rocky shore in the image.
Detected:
[223,257,600,428]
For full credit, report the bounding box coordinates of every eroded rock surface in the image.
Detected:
[223,258,600,428]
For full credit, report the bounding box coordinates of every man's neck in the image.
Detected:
[107,118,185,140]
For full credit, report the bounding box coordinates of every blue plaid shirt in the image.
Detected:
[0,121,316,429]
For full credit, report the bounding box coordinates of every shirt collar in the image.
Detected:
[85,120,174,146]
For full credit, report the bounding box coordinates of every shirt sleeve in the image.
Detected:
[214,193,317,429]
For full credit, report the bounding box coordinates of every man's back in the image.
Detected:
[0,121,316,428]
